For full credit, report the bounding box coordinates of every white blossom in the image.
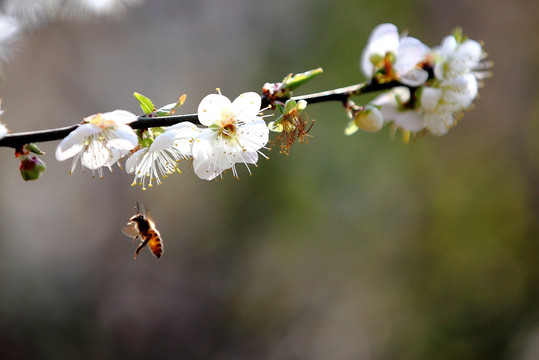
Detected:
[360,23,430,86]
[192,92,269,180]
[373,87,423,132]
[421,34,489,135]
[361,30,490,137]
[126,122,201,190]
[55,110,138,178]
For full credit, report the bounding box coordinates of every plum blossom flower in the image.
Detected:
[421,33,490,135]
[192,91,269,180]
[126,122,201,190]
[55,110,138,178]
[360,23,430,86]
[357,29,490,138]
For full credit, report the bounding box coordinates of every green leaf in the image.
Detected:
[140,137,153,148]
[284,99,297,114]
[24,143,45,155]
[133,92,155,115]
[152,127,165,137]
[282,68,323,91]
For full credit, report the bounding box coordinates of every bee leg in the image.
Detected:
[133,239,149,259]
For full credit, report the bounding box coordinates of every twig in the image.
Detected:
[0,81,404,149]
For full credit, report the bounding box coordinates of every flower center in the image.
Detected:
[216,109,237,140]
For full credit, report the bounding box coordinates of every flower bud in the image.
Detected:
[354,105,384,132]
[19,156,46,181]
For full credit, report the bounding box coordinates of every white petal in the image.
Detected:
[166,122,202,156]
[393,110,426,132]
[235,150,259,165]
[360,23,399,78]
[400,68,429,87]
[231,92,262,123]
[395,37,429,86]
[106,126,138,150]
[457,39,482,68]
[197,94,231,126]
[105,147,129,167]
[440,36,458,58]
[149,131,175,152]
[421,87,443,112]
[236,120,269,152]
[191,139,224,180]
[55,124,100,161]
[101,110,138,125]
[81,140,109,169]
[425,111,453,136]
[125,148,147,174]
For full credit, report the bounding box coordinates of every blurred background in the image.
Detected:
[1,0,538,359]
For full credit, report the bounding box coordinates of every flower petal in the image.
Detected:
[231,92,262,123]
[421,87,443,112]
[101,110,138,125]
[106,125,138,151]
[55,124,100,161]
[197,94,231,126]
[236,119,269,152]
[360,23,399,78]
[125,148,147,174]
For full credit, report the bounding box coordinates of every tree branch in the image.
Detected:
[0,80,405,149]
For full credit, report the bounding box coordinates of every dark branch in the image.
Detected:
[0,81,406,149]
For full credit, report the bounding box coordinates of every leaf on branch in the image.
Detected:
[283,68,323,91]
[133,92,155,115]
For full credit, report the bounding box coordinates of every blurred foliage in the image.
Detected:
[1,0,539,359]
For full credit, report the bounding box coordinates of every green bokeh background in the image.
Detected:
[1,0,538,359]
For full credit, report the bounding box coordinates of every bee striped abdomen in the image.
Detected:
[147,230,163,258]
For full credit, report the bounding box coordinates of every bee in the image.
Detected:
[122,202,163,259]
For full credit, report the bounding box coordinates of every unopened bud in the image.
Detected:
[20,156,46,181]
[354,105,384,132]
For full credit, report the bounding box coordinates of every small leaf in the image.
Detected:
[133,92,155,115]
[140,138,153,148]
[284,99,297,114]
[24,143,45,155]
[282,68,323,91]
[152,127,165,137]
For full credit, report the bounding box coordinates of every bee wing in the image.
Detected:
[142,204,156,223]
[122,223,139,238]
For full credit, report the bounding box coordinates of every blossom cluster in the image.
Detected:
[47,23,490,188]
[55,92,269,188]
[346,24,490,139]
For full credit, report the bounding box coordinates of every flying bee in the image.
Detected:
[122,202,163,259]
